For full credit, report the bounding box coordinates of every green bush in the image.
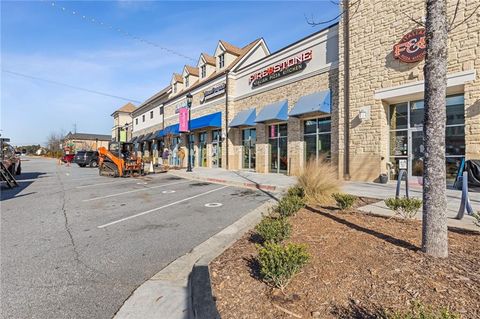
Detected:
[287,185,305,198]
[255,217,291,244]
[276,195,305,217]
[385,197,422,219]
[387,302,459,319]
[332,193,357,210]
[473,212,480,228]
[257,242,310,289]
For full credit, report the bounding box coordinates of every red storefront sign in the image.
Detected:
[179,107,189,132]
[393,29,426,63]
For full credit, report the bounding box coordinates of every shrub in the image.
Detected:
[473,212,480,228]
[255,217,291,244]
[385,197,422,219]
[257,242,310,289]
[276,195,305,217]
[387,301,459,319]
[332,193,357,210]
[287,185,305,198]
[297,157,341,206]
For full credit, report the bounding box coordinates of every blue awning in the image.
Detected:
[129,136,138,143]
[255,100,288,123]
[289,90,331,117]
[190,112,222,131]
[143,132,154,142]
[229,108,256,127]
[160,124,179,136]
[153,130,162,139]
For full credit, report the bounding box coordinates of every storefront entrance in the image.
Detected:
[269,124,288,174]
[211,130,222,168]
[198,132,207,167]
[389,95,465,182]
[242,128,256,170]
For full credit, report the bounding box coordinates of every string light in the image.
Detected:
[48,1,196,62]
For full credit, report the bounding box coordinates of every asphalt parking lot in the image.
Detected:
[0,157,270,319]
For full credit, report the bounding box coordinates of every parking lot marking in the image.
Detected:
[76,179,139,189]
[97,185,229,229]
[83,180,190,202]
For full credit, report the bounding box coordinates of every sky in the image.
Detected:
[1,0,339,146]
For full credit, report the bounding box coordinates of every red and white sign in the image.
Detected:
[179,107,189,132]
[393,29,426,63]
[249,50,312,87]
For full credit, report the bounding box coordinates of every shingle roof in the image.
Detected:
[115,102,136,113]
[173,73,183,83]
[201,53,216,66]
[184,65,199,77]
[65,132,111,141]
[219,40,243,56]
[167,39,262,100]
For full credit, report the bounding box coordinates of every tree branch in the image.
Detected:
[402,12,425,27]
[449,2,480,32]
[448,0,461,31]
[305,0,361,26]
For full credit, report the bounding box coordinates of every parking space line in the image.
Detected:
[83,180,191,202]
[76,179,140,189]
[97,185,229,229]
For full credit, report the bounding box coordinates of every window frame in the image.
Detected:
[219,54,225,68]
[185,75,189,88]
[303,116,332,161]
[142,114,145,122]
[150,111,153,119]
[201,65,206,78]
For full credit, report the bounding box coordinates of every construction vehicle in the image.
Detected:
[98,142,144,177]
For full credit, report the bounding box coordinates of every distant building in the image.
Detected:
[111,102,136,142]
[63,132,111,151]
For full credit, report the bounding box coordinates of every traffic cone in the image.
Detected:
[149,162,154,174]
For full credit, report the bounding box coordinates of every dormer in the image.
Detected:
[197,53,216,80]
[214,40,243,71]
[171,73,183,96]
[182,65,199,89]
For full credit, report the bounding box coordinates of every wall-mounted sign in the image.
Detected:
[393,29,426,63]
[249,50,312,88]
[179,107,189,132]
[200,83,226,103]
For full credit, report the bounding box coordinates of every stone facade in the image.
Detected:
[230,69,339,176]
[338,0,480,181]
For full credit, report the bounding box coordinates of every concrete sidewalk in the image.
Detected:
[343,181,480,231]
[167,167,297,193]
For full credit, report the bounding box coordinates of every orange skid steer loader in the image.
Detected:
[98,142,144,177]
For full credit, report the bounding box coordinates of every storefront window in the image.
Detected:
[268,123,287,173]
[388,94,465,182]
[303,117,331,161]
[242,128,256,170]
[211,130,222,168]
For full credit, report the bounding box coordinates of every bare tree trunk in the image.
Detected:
[422,0,448,258]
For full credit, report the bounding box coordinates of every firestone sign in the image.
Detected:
[249,50,312,88]
[393,29,426,63]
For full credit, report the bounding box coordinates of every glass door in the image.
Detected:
[268,124,287,174]
[242,128,256,170]
[198,132,207,167]
[410,129,424,178]
[211,130,222,168]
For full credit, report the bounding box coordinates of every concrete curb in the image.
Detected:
[113,198,277,319]
[167,171,284,193]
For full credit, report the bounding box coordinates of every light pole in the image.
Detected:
[186,93,193,172]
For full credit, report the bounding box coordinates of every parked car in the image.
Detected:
[74,151,99,168]
[2,143,21,175]
[61,154,75,163]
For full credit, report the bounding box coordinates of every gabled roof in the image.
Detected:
[184,65,199,77]
[200,53,216,66]
[167,39,262,100]
[117,102,136,113]
[65,132,111,141]
[219,40,243,56]
[173,73,183,83]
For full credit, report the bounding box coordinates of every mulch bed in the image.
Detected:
[210,202,480,319]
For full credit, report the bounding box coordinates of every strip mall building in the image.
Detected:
[128,1,479,183]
